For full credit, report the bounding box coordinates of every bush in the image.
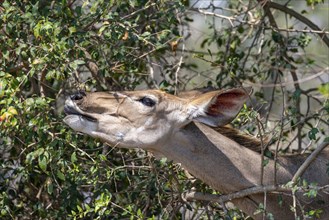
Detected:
[1,0,328,219]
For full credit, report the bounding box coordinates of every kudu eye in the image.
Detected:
[70,91,86,101]
[139,97,156,107]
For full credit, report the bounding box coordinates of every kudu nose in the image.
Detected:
[70,91,86,101]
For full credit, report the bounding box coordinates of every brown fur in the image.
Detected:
[214,126,264,153]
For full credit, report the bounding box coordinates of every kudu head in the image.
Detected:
[63,88,250,149]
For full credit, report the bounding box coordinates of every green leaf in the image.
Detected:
[38,153,48,172]
[85,204,91,212]
[266,213,274,220]
[47,182,54,195]
[141,31,151,37]
[306,0,324,7]
[71,152,78,163]
[200,38,208,48]
[324,137,329,142]
[308,128,319,140]
[33,23,41,38]
[77,205,83,212]
[292,89,302,100]
[318,83,329,97]
[263,159,269,167]
[216,37,222,47]
[1,209,7,216]
[98,24,109,35]
[69,60,85,70]
[137,208,142,217]
[56,170,65,181]
[26,148,45,165]
[69,26,77,34]
[207,49,212,58]
[237,25,244,33]
[74,60,85,65]
[272,31,283,43]
[264,149,273,158]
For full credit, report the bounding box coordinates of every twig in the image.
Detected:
[256,116,266,185]
[183,183,329,204]
[39,64,48,97]
[122,3,156,20]
[183,185,289,204]
[263,190,267,219]
[291,140,329,184]
[302,105,327,153]
[283,59,303,151]
[292,189,298,219]
[268,27,329,35]
[264,59,280,127]
[36,184,44,200]
[131,37,176,62]
[67,0,77,8]
[266,1,329,47]
[146,55,158,89]
[68,142,96,163]
[174,43,185,94]
[274,78,285,185]
[85,60,104,89]
[260,0,305,151]
[244,67,328,88]
[173,8,185,94]
[242,24,264,69]
[194,9,259,26]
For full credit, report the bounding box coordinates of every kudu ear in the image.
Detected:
[188,88,251,127]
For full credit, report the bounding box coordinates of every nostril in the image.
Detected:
[70,91,86,101]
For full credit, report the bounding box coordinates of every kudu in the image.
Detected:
[63,88,329,219]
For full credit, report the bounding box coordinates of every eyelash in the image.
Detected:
[138,97,156,107]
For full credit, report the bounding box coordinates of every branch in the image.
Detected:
[267,27,329,35]
[174,42,185,94]
[85,60,105,89]
[193,8,259,26]
[85,60,120,90]
[264,1,329,47]
[39,64,48,97]
[183,183,329,204]
[122,3,156,20]
[193,1,329,49]
[244,67,329,88]
[291,140,329,184]
[183,185,289,204]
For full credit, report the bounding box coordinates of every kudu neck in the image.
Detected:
[156,122,292,193]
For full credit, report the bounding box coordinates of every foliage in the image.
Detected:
[0,0,328,219]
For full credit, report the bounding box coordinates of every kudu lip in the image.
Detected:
[64,98,97,122]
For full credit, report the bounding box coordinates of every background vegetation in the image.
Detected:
[0,0,328,219]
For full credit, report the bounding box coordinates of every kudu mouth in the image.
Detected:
[63,94,97,122]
